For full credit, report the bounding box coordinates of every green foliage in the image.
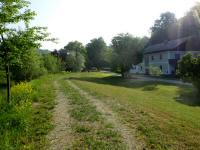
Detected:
[178,53,200,92]
[149,3,200,45]
[0,71,6,84]
[150,12,177,44]
[149,65,162,76]
[86,37,109,69]
[43,54,61,73]
[0,0,38,62]
[0,0,52,102]
[65,51,85,72]
[11,49,47,82]
[111,33,148,76]
[60,41,86,72]
[0,82,33,149]
[0,75,57,149]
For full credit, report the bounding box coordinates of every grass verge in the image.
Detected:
[0,75,56,149]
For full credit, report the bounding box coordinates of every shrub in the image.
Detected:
[43,54,61,73]
[178,53,200,93]
[11,49,47,82]
[149,65,162,76]
[0,82,33,149]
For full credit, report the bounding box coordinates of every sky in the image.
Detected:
[29,0,198,50]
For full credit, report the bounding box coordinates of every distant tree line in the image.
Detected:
[149,3,200,45]
[50,35,148,77]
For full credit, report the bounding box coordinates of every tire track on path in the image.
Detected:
[47,81,73,150]
[68,80,136,150]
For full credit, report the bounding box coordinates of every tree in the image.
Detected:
[42,54,61,74]
[62,41,86,71]
[86,37,108,70]
[178,53,200,93]
[150,12,177,44]
[111,33,148,77]
[0,0,51,102]
[177,3,200,39]
[11,48,47,82]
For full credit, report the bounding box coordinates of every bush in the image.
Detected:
[0,82,33,149]
[178,53,200,93]
[43,54,61,73]
[149,65,162,76]
[11,49,47,82]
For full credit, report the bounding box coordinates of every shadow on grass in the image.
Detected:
[66,76,173,91]
[175,88,200,106]
[67,75,200,107]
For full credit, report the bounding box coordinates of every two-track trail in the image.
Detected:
[68,80,136,150]
[47,79,137,150]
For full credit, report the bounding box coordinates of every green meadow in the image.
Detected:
[0,72,200,149]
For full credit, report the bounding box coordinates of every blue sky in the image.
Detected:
[29,0,197,50]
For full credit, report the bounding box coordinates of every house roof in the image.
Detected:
[144,37,189,54]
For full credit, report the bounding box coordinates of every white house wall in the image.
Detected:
[145,50,200,75]
[147,51,170,74]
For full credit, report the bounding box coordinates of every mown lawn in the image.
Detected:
[68,72,200,150]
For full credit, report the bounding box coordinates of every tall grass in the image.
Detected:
[0,75,56,149]
[0,82,33,149]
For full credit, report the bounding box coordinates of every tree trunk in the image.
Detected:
[6,63,11,103]
[121,72,125,78]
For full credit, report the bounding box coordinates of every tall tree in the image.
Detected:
[62,41,86,71]
[86,37,108,70]
[150,12,177,44]
[0,0,50,102]
[177,3,200,38]
[111,33,148,77]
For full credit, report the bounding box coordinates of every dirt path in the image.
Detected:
[47,81,73,150]
[68,80,136,150]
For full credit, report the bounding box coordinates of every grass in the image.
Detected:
[0,75,56,149]
[1,72,199,149]
[67,72,200,150]
[29,75,57,149]
[60,78,126,150]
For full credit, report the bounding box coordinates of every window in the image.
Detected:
[151,56,154,60]
[175,54,180,59]
[160,54,162,60]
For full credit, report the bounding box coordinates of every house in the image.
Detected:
[143,36,200,75]
[129,63,144,74]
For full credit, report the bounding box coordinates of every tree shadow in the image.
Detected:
[67,76,172,91]
[142,84,158,91]
[174,87,200,106]
[66,75,200,107]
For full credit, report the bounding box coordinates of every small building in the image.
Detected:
[129,63,144,74]
[143,36,200,75]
